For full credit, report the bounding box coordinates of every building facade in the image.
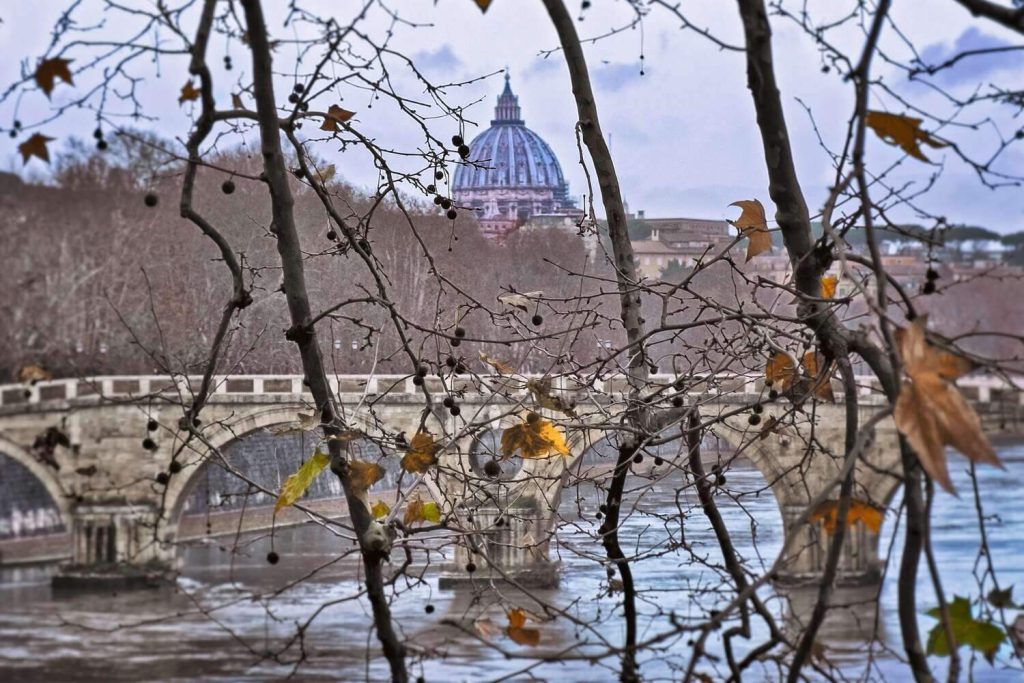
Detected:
[453,74,582,239]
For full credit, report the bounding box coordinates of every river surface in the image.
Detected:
[1,442,1022,682]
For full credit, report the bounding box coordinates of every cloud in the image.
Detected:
[591,62,649,93]
[411,45,463,75]
[918,27,1020,86]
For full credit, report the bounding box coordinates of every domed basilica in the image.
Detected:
[453,74,583,239]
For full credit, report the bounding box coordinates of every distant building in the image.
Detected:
[628,211,732,278]
[452,74,583,239]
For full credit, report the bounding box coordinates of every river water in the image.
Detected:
[1,442,1022,682]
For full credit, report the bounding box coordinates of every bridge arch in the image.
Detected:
[0,435,71,532]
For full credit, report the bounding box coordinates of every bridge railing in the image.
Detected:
[1,372,1021,409]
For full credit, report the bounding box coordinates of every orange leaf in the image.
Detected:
[18,134,55,165]
[479,351,515,375]
[17,363,53,384]
[34,58,74,97]
[347,459,384,495]
[821,276,838,299]
[401,431,440,474]
[403,497,441,526]
[178,80,200,105]
[729,199,772,261]
[894,317,999,493]
[809,498,883,534]
[506,608,540,646]
[320,105,355,132]
[500,414,570,460]
[865,111,947,163]
[766,350,833,401]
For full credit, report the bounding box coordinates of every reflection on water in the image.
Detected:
[1,443,1022,681]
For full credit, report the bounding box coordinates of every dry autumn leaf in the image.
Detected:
[479,351,515,375]
[17,363,53,384]
[178,80,200,105]
[18,133,55,165]
[347,459,385,495]
[766,350,834,402]
[403,497,441,525]
[865,111,947,163]
[497,290,543,312]
[320,105,355,132]
[809,498,883,534]
[821,275,838,299]
[401,431,440,474]
[231,93,246,110]
[506,608,540,646]
[34,57,73,97]
[275,449,330,512]
[526,377,576,416]
[894,317,1000,492]
[370,500,390,519]
[729,199,772,261]
[500,413,570,460]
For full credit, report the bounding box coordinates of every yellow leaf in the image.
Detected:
[403,498,441,526]
[275,449,330,512]
[178,80,200,105]
[729,199,772,261]
[347,459,385,495]
[320,104,355,131]
[474,0,494,12]
[17,363,53,384]
[370,500,390,519]
[314,164,336,184]
[401,431,440,474]
[34,58,74,97]
[809,498,883,534]
[18,133,55,165]
[894,317,999,492]
[506,608,540,646]
[865,111,948,163]
[479,351,515,375]
[500,413,570,460]
[821,275,838,299]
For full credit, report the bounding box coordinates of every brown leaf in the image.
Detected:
[474,0,494,12]
[401,431,440,474]
[231,93,246,110]
[479,351,515,375]
[34,58,74,97]
[500,413,570,460]
[347,459,385,495]
[506,608,540,646]
[865,111,947,162]
[17,363,53,384]
[18,134,55,165]
[765,350,833,401]
[526,377,576,416]
[320,105,355,132]
[314,164,336,184]
[729,199,772,261]
[403,497,441,525]
[178,80,200,105]
[894,317,999,493]
[809,498,883,534]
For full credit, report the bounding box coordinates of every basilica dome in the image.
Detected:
[452,74,580,239]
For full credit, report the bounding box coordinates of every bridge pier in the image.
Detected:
[718,403,903,587]
[53,504,173,590]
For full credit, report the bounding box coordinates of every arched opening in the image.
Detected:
[0,444,71,578]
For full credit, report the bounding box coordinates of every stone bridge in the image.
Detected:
[0,372,1020,587]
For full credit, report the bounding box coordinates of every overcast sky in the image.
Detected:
[3,1,1022,233]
